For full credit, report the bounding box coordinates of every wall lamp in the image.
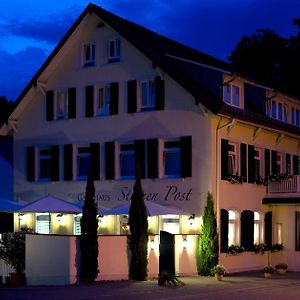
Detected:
[56,213,64,223]
[182,236,188,249]
[18,213,25,222]
[188,213,195,226]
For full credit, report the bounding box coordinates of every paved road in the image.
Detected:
[1,272,300,300]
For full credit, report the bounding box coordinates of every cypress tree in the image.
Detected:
[197,192,219,276]
[80,172,99,282]
[128,167,148,280]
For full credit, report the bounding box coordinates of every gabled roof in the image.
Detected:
[12,2,229,115]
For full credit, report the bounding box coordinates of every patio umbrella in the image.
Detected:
[99,201,187,216]
[0,198,23,212]
[19,195,82,213]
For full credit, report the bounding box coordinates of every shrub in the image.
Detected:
[263,265,274,274]
[211,265,226,276]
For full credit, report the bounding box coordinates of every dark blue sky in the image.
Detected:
[1,0,300,101]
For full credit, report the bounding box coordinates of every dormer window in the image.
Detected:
[108,38,121,63]
[291,107,300,127]
[266,99,288,122]
[83,43,95,67]
[223,84,240,107]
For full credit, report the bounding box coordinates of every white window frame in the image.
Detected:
[108,37,121,63]
[267,99,288,122]
[162,139,181,178]
[291,107,300,127]
[74,213,82,235]
[76,145,91,180]
[228,142,238,176]
[38,147,51,182]
[95,84,110,116]
[36,213,51,234]
[276,152,283,174]
[254,211,263,244]
[55,90,69,120]
[82,42,96,67]
[119,143,135,180]
[254,148,263,179]
[139,80,156,111]
[228,210,240,246]
[223,84,241,107]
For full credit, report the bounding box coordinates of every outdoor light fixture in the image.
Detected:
[182,236,188,249]
[18,213,24,222]
[56,213,63,223]
[150,239,156,250]
[188,213,195,226]
[97,215,104,224]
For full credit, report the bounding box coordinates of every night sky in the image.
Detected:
[1,0,300,101]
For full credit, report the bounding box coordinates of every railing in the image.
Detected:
[0,259,14,284]
[267,175,300,194]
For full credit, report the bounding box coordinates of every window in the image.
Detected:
[108,38,121,63]
[140,80,156,111]
[83,43,95,67]
[223,84,240,107]
[120,143,135,179]
[274,223,282,245]
[161,215,180,234]
[228,210,239,246]
[266,100,288,122]
[56,91,69,119]
[254,212,263,244]
[163,140,180,178]
[254,148,262,178]
[38,148,51,181]
[36,213,50,234]
[228,143,237,175]
[74,214,82,235]
[291,107,300,127]
[96,85,110,116]
[276,153,283,174]
[77,146,91,180]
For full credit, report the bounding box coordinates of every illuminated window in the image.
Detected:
[275,223,282,245]
[228,210,239,246]
[254,212,263,244]
[162,215,180,234]
[223,84,240,107]
[36,213,50,234]
[228,143,238,175]
[83,43,95,67]
[74,214,82,235]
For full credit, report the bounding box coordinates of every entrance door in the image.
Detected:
[159,230,175,275]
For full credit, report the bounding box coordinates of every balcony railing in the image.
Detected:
[267,175,300,194]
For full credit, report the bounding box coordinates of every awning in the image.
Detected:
[0,198,23,212]
[262,197,300,205]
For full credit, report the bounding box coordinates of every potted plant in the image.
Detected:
[275,263,288,275]
[263,265,274,279]
[0,231,26,286]
[211,265,226,281]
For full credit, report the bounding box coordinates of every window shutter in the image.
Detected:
[155,76,165,111]
[220,209,229,253]
[105,142,115,180]
[26,146,35,182]
[90,143,100,181]
[68,88,76,119]
[264,211,272,248]
[293,155,299,175]
[244,83,266,115]
[46,90,54,121]
[296,212,300,251]
[134,140,145,179]
[221,139,229,180]
[264,149,270,178]
[240,143,247,181]
[180,136,192,178]
[127,80,137,113]
[147,138,158,179]
[64,144,73,181]
[85,85,94,118]
[110,82,119,115]
[50,145,60,181]
[248,144,255,183]
[271,150,277,175]
[241,210,254,251]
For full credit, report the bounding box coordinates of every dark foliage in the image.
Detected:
[80,172,99,282]
[128,168,148,280]
[197,192,219,276]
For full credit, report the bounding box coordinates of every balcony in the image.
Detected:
[267,175,300,194]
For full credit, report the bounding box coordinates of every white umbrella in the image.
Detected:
[100,201,187,216]
[19,195,82,213]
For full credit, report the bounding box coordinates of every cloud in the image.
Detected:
[0,47,47,101]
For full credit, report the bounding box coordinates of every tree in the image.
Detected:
[128,167,148,280]
[197,192,219,276]
[80,172,99,282]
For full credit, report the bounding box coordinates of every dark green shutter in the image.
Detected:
[241,210,254,251]
[110,82,119,115]
[50,145,60,181]
[271,150,277,175]
[264,149,270,178]
[296,212,300,251]
[26,146,35,182]
[127,80,137,113]
[105,142,115,180]
[46,90,54,121]
[90,143,100,180]
[64,144,73,181]
[155,76,165,111]
[264,211,272,248]
[147,139,158,179]
[180,136,192,178]
[221,139,229,180]
[68,88,76,119]
[248,144,255,183]
[85,85,94,117]
[240,143,247,181]
[220,209,229,253]
[134,140,145,179]
[293,155,299,175]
